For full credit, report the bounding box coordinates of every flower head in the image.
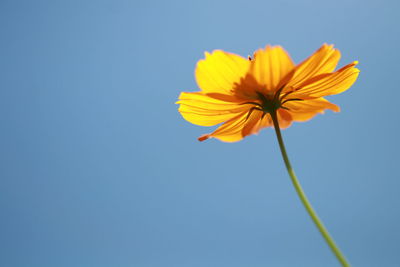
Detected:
[177,44,359,142]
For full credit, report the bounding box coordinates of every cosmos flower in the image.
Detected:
[177,44,359,142]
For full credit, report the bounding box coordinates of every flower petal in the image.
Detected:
[200,109,276,142]
[246,112,274,136]
[257,114,273,130]
[285,98,340,122]
[249,45,295,92]
[242,109,264,137]
[288,44,341,88]
[195,50,250,94]
[198,111,249,142]
[276,109,293,129]
[177,92,250,126]
[293,61,360,98]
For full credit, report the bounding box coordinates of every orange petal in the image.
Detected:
[247,113,274,136]
[257,113,273,130]
[249,45,295,92]
[276,109,293,129]
[201,109,276,142]
[293,61,360,98]
[177,92,250,126]
[195,50,250,94]
[288,44,341,88]
[242,109,264,137]
[285,98,340,122]
[199,111,249,142]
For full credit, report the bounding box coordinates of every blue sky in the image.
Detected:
[1,0,400,266]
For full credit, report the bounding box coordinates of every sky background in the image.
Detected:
[1,0,399,266]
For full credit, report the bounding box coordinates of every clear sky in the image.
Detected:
[1,0,399,266]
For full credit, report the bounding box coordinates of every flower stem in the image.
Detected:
[270,111,351,267]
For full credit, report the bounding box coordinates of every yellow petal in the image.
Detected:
[288,44,341,88]
[177,92,250,126]
[195,50,250,94]
[231,73,266,100]
[285,98,340,122]
[249,45,295,92]
[293,61,360,98]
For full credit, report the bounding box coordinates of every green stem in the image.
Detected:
[270,111,350,267]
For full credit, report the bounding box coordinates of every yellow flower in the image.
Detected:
[177,44,360,142]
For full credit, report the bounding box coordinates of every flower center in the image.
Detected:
[257,91,281,114]
[241,86,303,120]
